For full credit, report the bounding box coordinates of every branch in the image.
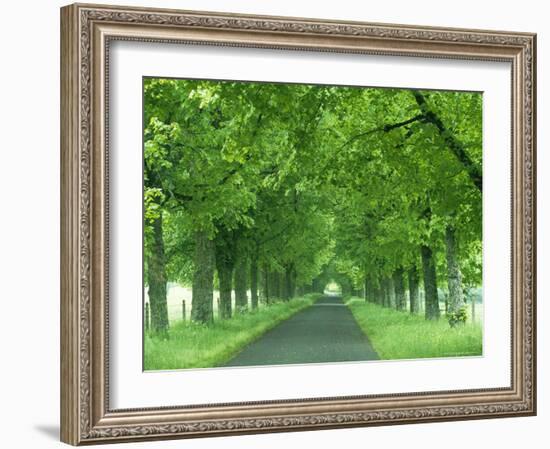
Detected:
[258,222,294,246]
[214,112,264,186]
[144,159,195,208]
[411,90,482,192]
[339,113,427,150]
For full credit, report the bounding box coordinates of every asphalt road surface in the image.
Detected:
[224,295,379,367]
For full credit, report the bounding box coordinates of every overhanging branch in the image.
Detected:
[411,90,482,192]
[339,113,427,150]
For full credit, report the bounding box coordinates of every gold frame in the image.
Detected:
[60,2,537,445]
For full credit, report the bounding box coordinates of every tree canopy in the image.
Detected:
[143,77,482,330]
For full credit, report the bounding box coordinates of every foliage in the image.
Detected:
[143,77,483,333]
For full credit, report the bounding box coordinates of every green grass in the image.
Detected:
[144,294,321,370]
[346,298,482,360]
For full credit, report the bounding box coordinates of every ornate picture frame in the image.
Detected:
[60,2,536,445]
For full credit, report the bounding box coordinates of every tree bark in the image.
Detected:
[393,267,406,310]
[215,231,235,320]
[408,265,420,314]
[191,230,215,324]
[147,214,169,334]
[284,264,293,301]
[312,276,324,294]
[262,265,270,304]
[421,244,440,320]
[234,254,248,312]
[375,279,383,305]
[445,226,466,316]
[275,272,282,298]
[268,271,277,300]
[381,278,389,307]
[215,259,233,320]
[250,254,259,309]
[376,278,384,305]
[291,267,297,298]
[388,277,396,308]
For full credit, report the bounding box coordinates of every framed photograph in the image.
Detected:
[60,3,536,445]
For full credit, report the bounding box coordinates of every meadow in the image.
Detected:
[346,297,482,360]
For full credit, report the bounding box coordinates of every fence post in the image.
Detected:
[145,302,150,332]
[182,299,186,322]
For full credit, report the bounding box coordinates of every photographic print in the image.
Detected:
[143,78,483,371]
[61,4,535,443]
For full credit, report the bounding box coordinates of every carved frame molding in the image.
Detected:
[60,3,536,445]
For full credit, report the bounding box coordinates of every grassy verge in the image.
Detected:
[346,298,482,360]
[144,294,322,370]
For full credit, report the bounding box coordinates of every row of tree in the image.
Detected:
[144,78,482,333]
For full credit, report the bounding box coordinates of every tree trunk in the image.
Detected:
[275,272,282,298]
[147,214,169,334]
[364,277,369,301]
[269,272,275,299]
[262,265,270,304]
[284,264,293,301]
[291,267,297,298]
[312,276,324,294]
[445,226,466,318]
[268,271,277,300]
[376,278,384,305]
[215,233,234,320]
[215,258,233,320]
[408,265,420,314]
[374,279,382,305]
[264,271,270,302]
[388,277,396,308]
[421,244,440,320]
[393,267,406,310]
[381,278,388,307]
[191,230,215,324]
[250,254,259,309]
[234,255,248,312]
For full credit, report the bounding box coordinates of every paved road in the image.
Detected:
[224,295,378,367]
